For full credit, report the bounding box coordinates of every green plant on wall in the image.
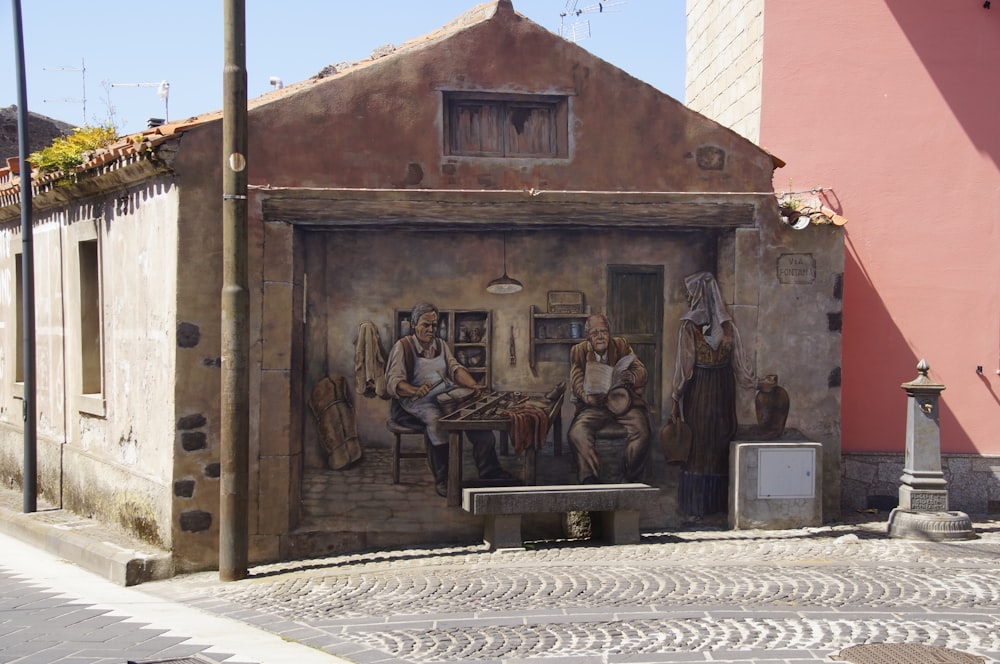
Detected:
[28,124,117,176]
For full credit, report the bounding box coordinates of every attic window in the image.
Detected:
[444,92,567,158]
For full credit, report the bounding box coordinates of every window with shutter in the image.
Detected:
[444,92,567,158]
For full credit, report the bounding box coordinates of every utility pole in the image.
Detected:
[11,0,37,513]
[219,0,249,581]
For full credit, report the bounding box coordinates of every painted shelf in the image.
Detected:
[528,304,587,370]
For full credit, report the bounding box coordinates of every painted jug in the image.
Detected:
[755,374,789,440]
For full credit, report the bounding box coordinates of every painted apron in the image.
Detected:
[400,344,454,446]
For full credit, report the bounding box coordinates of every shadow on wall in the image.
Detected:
[885,0,1000,169]
[841,245,972,452]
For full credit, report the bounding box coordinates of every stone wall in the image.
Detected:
[841,452,1000,516]
[685,0,765,141]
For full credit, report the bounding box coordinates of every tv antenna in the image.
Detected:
[559,1,625,42]
[43,58,87,125]
[110,80,170,123]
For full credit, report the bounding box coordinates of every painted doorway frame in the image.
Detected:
[606,264,664,421]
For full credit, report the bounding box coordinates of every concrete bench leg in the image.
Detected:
[483,514,524,550]
[596,510,640,545]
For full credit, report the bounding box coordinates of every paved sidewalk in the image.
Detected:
[0,529,348,664]
[2,485,999,663]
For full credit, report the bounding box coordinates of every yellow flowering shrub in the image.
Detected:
[28,124,117,175]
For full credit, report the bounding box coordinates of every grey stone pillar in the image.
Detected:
[898,359,947,511]
[888,360,975,540]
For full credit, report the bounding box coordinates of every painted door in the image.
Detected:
[607,265,663,420]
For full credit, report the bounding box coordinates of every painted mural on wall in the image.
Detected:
[385,302,517,497]
[668,271,757,520]
[308,376,363,471]
[295,227,786,546]
[567,314,652,484]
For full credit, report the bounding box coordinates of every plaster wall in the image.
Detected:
[0,182,178,547]
[756,1,1000,457]
[0,220,66,503]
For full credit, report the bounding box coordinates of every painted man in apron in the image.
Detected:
[385,302,515,497]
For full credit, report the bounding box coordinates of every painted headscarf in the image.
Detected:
[680,271,731,350]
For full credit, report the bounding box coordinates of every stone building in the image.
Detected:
[0,0,842,571]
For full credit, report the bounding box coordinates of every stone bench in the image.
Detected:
[462,483,660,550]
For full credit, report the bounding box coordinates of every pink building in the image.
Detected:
[687,0,1000,514]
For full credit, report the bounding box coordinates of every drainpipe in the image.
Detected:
[11,0,37,513]
[219,0,249,581]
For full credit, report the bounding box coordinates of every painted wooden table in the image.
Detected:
[438,385,565,507]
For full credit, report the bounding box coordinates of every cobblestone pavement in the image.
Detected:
[142,516,1000,663]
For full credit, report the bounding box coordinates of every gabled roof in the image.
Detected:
[0,0,780,217]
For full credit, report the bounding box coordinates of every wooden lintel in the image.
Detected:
[257,189,762,230]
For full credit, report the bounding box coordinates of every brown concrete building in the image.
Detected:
[0,1,842,571]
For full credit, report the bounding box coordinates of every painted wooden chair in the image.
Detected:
[386,400,429,484]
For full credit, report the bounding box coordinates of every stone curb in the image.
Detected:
[0,490,173,586]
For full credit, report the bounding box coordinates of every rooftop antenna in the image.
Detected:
[110,80,170,123]
[43,58,86,125]
[559,1,625,42]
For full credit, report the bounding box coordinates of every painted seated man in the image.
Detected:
[567,313,652,484]
[385,302,514,497]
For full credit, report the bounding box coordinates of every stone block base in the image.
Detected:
[484,514,523,550]
[898,485,948,511]
[594,510,641,545]
[730,441,823,530]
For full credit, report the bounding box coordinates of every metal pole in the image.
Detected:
[11,0,37,513]
[219,0,249,581]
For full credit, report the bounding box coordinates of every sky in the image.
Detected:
[3,1,686,136]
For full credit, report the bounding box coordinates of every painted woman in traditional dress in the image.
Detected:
[669,272,756,519]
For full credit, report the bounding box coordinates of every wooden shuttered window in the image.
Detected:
[446,93,565,158]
